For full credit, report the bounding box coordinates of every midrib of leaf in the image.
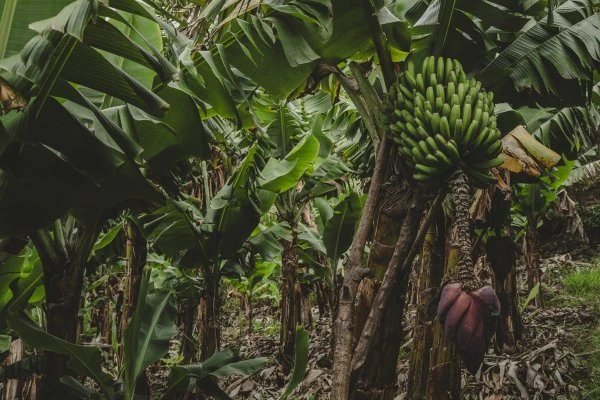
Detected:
[35,35,79,117]
[101,12,134,109]
[331,204,348,265]
[133,292,172,378]
[280,105,289,155]
[433,0,457,56]
[0,0,18,59]
[481,5,597,86]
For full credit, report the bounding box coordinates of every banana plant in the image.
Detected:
[5,267,177,400]
[0,1,212,391]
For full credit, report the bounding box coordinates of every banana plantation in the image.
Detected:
[0,0,599,398]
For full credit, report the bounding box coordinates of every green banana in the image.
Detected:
[440,116,451,138]
[463,119,479,145]
[426,86,435,104]
[405,69,417,89]
[416,74,425,93]
[445,58,454,82]
[437,57,445,83]
[429,73,438,89]
[436,84,445,103]
[449,104,460,128]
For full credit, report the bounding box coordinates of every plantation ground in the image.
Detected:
[198,243,600,399]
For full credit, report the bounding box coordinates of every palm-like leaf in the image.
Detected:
[478,0,600,98]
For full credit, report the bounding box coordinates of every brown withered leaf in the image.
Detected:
[0,77,27,114]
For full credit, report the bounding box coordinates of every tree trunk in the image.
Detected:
[119,219,150,397]
[524,223,543,308]
[280,228,300,368]
[426,245,461,400]
[31,217,102,397]
[494,268,523,350]
[3,339,24,400]
[407,217,445,399]
[197,269,220,361]
[352,188,430,400]
[300,283,313,329]
[180,300,198,363]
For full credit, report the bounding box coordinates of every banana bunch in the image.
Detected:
[382,56,503,187]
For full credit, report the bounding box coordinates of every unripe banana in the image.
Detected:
[445,58,454,82]
[440,116,451,138]
[435,97,444,113]
[449,104,460,128]
[431,113,441,133]
[435,150,454,168]
[447,81,456,99]
[427,57,435,82]
[463,119,479,146]
[462,102,473,128]
[385,56,502,188]
[416,74,425,94]
[426,86,435,105]
[430,73,438,89]
[407,60,416,77]
[405,69,417,89]
[442,103,451,117]
[437,57,445,83]
[401,132,419,150]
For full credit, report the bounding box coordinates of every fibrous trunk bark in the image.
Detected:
[407,216,445,399]
[426,173,473,399]
[32,218,101,397]
[119,219,150,397]
[351,188,435,400]
[426,246,461,400]
[180,300,198,363]
[280,227,301,368]
[351,180,413,399]
[331,130,390,400]
[197,269,220,361]
[3,339,24,400]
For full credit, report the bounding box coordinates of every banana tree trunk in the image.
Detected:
[300,283,313,329]
[407,217,444,399]
[197,269,220,361]
[119,219,150,397]
[280,227,301,369]
[352,186,427,400]
[180,300,198,363]
[426,246,461,400]
[31,216,102,397]
[3,339,24,400]
[350,178,409,392]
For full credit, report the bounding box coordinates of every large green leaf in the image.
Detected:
[322,192,362,264]
[259,134,320,193]
[248,221,293,261]
[123,269,177,400]
[0,98,158,234]
[7,312,114,398]
[166,347,268,396]
[0,0,73,58]
[280,326,309,400]
[478,0,600,96]
[0,246,42,326]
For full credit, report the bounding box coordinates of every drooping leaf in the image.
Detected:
[7,313,114,399]
[322,192,362,263]
[123,269,177,400]
[280,326,309,400]
[260,134,320,193]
